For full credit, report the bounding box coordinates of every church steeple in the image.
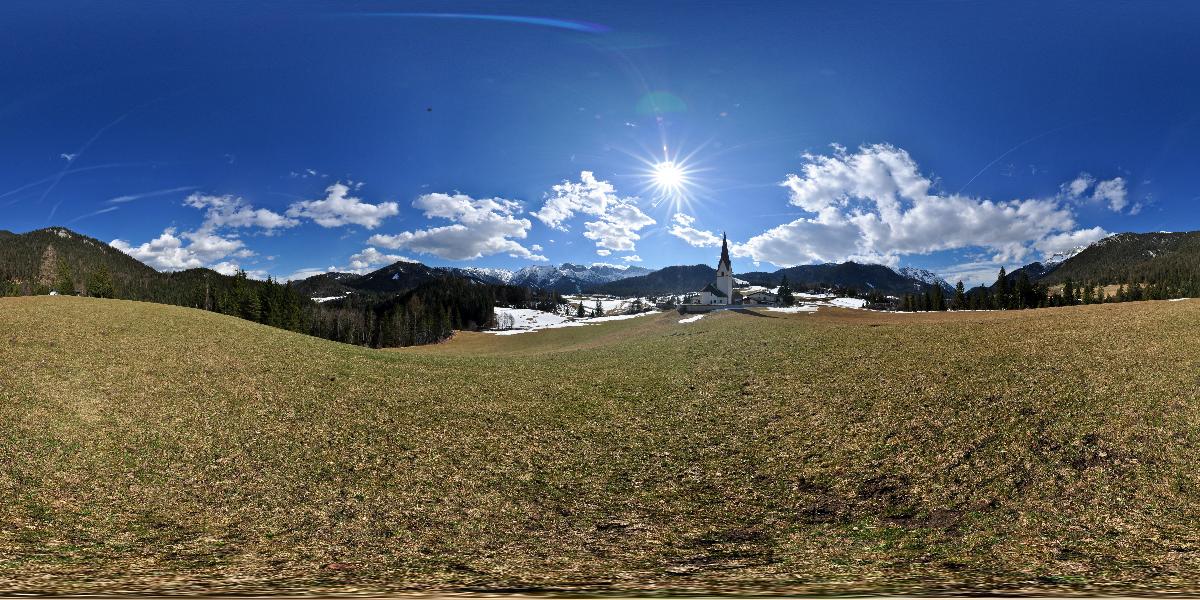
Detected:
[717,232,732,274]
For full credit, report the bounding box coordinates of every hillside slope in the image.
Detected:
[741,261,948,295]
[1038,231,1200,285]
[3,297,1200,594]
[0,227,160,295]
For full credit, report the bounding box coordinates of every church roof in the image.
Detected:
[700,282,727,297]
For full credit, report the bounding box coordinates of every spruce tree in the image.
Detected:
[86,265,115,298]
[777,275,795,307]
[953,281,966,310]
[994,267,1008,309]
[54,260,74,295]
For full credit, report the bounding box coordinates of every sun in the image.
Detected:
[629,142,707,212]
[651,160,686,192]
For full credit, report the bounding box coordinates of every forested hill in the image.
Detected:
[0,227,160,297]
[589,264,717,297]
[591,261,949,297]
[740,262,949,296]
[0,227,556,349]
[1036,231,1200,286]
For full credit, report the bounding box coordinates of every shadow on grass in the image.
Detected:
[731,308,777,318]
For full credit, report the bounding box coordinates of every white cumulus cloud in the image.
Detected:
[1035,226,1110,258]
[368,192,546,261]
[110,227,248,271]
[734,143,1100,268]
[348,247,416,271]
[668,213,722,247]
[534,171,656,255]
[185,193,299,232]
[1092,177,1128,212]
[286,182,400,229]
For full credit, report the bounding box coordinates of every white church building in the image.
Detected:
[692,233,736,305]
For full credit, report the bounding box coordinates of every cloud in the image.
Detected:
[347,247,415,271]
[620,254,642,262]
[210,261,269,280]
[1092,177,1128,212]
[937,259,1013,289]
[285,182,400,229]
[284,266,338,282]
[107,186,199,204]
[60,153,77,162]
[185,193,299,232]
[1063,173,1095,198]
[734,143,1093,268]
[1062,172,1129,213]
[110,191,292,272]
[368,192,546,261]
[1034,226,1110,257]
[533,171,656,255]
[110,227,248,271]
[668,213,722,247]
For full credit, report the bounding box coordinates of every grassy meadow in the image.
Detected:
[2,296,1200,594]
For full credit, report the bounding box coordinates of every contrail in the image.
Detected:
[106,185,198,204]
[0,162,150,206]
[956,123,1079,195]
[66,205,120,224]
[348,13,610,34]
[42,111,132,223]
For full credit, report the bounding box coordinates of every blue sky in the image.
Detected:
[3,1,1199,285]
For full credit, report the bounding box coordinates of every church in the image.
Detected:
[693,233,735,305]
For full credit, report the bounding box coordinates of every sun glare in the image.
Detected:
[630,142,707,212]
[652,160,686,192]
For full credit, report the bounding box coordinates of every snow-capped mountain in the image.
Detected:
[1042,245,1088,268]
[436,263,650,292]
[445,266,517,284]
[896,266,954,292]
[492,263,648,293]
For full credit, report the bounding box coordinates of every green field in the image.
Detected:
[2,296,1200,594]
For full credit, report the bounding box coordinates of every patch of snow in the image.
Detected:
[828,297,868,309]
[1169,297,1191,302]
[489,306,659,335]
[312,294,349,303]
[678,314,705,323]
[55,229,71,238]
[766,305,818,313]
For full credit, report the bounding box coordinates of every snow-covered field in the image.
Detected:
[678,314,705,323]
[766,305,820,313]
[564,295,653,315]
[490,306,658,335]
[827,297,868,309]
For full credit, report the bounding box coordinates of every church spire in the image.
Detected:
[719,232,730,268]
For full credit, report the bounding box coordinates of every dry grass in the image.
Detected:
[2,296,1200,594]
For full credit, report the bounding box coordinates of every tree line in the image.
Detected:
[1,254,562,348]
[900,267,1200,312]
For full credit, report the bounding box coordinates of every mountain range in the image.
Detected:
[5,226,1200,304]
